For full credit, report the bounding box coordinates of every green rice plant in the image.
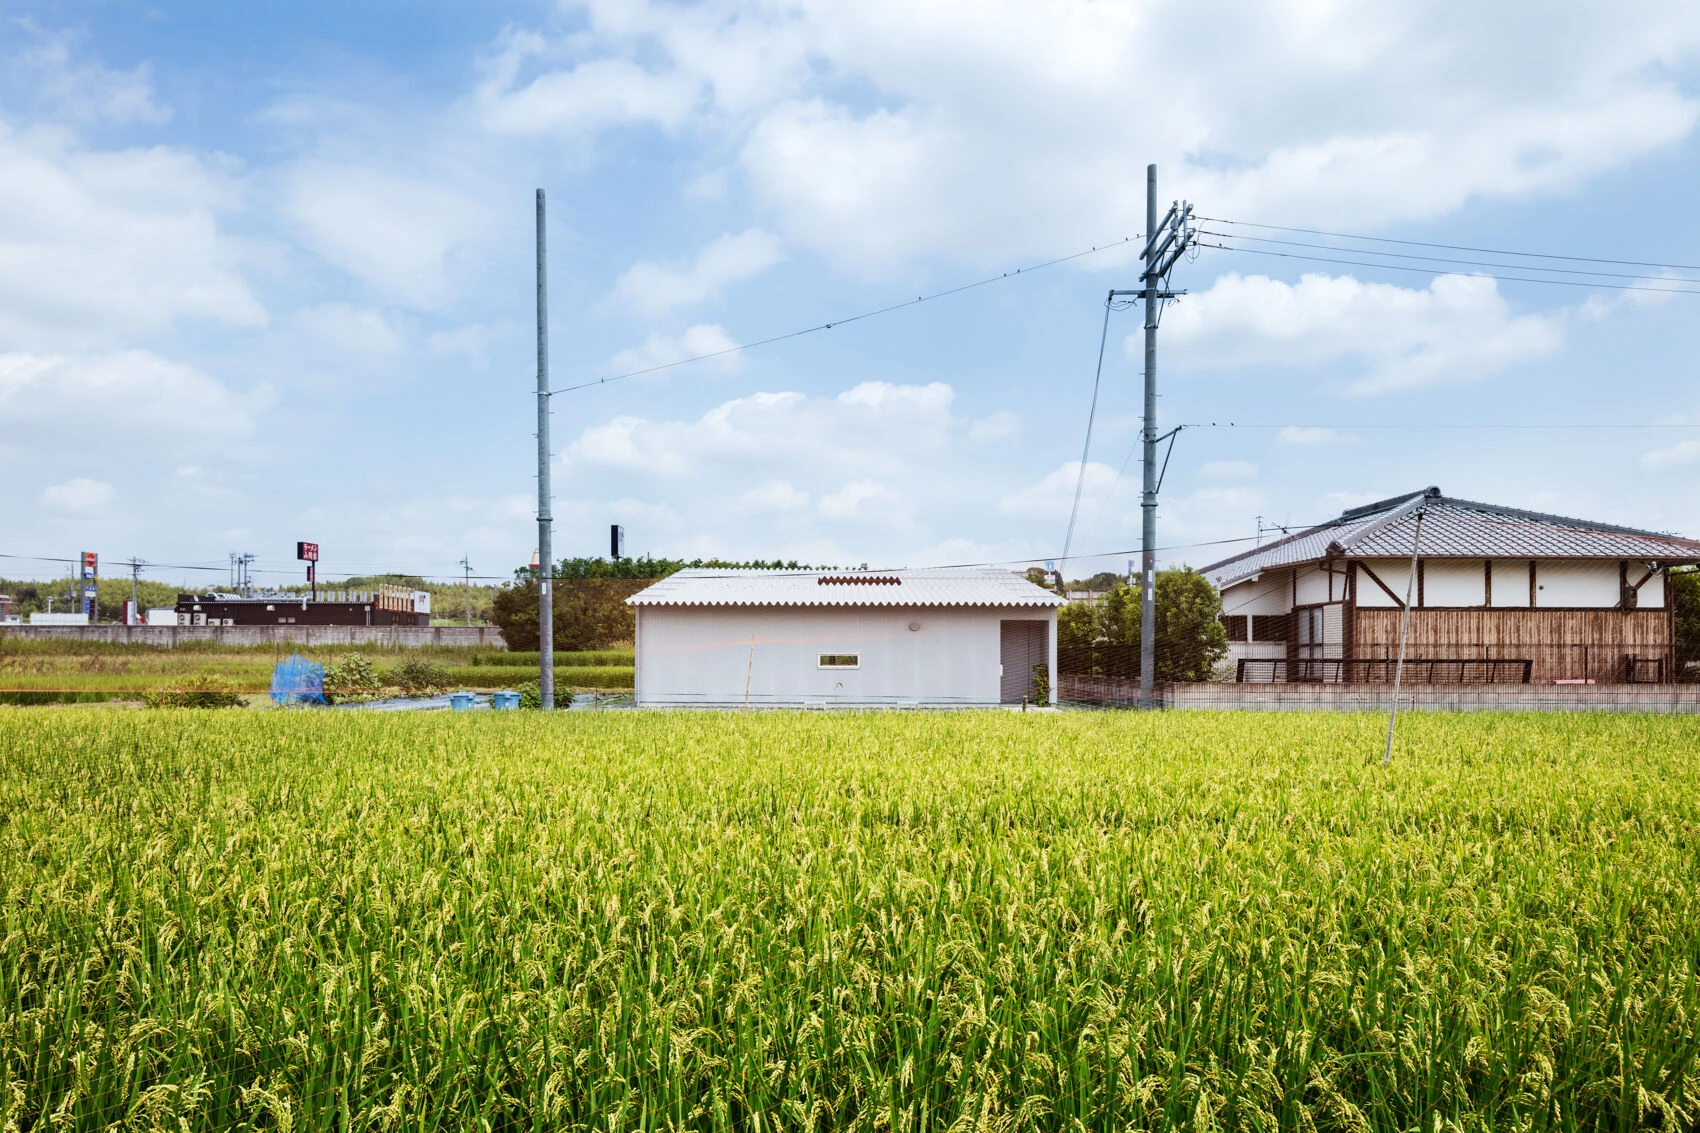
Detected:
[0,710,1696,1130]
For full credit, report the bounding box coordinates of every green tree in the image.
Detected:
[492,556,816,651]
[1154,567,1229,681]
[1674,568,1699,654]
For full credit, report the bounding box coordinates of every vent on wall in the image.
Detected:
[818,575,901,586]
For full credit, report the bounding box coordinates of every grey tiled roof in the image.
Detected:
[628,567,1066,608]
[1203,488,1700,588]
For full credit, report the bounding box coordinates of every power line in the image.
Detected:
[1200,216,1700,274]
[554,236,1141,394]
[1060,297,1116,568]
[1199,241,1700,295]
[1197,229,1700,285]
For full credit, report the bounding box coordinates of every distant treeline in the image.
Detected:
[495,557,819,651]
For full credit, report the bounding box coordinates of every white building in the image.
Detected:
[628,567,1064,707]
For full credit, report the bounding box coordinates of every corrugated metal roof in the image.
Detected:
[628,567,1066,608]
[1203,488,1700,588]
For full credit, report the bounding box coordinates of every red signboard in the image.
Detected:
[296,541,319,563]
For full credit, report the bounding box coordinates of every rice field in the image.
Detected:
[0,641,634,701]
[2,709,1696,1130]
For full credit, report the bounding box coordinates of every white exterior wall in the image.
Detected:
[1423,560,1486,607]
[1534,560,1620,607]
[1354,558,1658,609]
[1294,564,1336,605]
[1221,572,1293,619]
[1489,561,1531,607]
[1635,568,1666,609]
[634,605,1055,706]
[1356,559,1412,608]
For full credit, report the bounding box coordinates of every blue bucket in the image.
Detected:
[449,691,475,712]
[491,690,520,711]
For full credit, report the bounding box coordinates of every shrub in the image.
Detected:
[143,672,243,709]
[388,659,451,696]
[323,652,382,700]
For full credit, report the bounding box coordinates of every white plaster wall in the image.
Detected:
[1221,571,1292,618]
[1534,561,1620,607]
[1355,559,1412,608]
[1423,560,1486,607]
[1295,564,1336,605]
[1488,561,1531,607]
[634,606,1054,706]
[1632,566,1666,609]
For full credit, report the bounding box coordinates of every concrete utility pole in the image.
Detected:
[126,557,145,624]
[536,188,555,712]
[459,555,473,626]
[1131,166,1194,708]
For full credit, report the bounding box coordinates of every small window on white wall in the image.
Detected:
[818,654,859,668]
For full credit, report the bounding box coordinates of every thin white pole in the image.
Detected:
[1383,509,1427,765]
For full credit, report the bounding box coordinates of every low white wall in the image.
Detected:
[635,606,1053,706]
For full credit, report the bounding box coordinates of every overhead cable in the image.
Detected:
[1200,216,1700,274]
[555,236,1142,393]
[1198,241,1700,295]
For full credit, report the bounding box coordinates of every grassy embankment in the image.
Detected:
[1,709,1696,1129]
[0,637,632,703]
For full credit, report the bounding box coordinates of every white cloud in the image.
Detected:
[0,122,263,345]
[278,161,490,310]
[819,479,914,526]
[998,460,1124,519]
[607,323,745,377]
[1199,459,1257,480]
[610,229,785,316]
[294,304,404,356]
[14,32,172,126]
[1278,426,1356,446]
[1161,272,1564,394]
[1640,439,1700,468]
[493,2,1700,274]
[427,322,511,365]
[475,30,702,136]
[565,380,956,478]
[0,350,264,438]
[733,480,810,513]
[40,477,114,513]
[968,410,1022,442]
[1321,490,1391,511]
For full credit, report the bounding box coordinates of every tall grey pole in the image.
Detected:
[536,189,555,711]
[1139,163,1159,709]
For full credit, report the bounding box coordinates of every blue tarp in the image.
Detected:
[270,653,327,706]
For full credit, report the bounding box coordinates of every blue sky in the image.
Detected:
[4,1,1700,590]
